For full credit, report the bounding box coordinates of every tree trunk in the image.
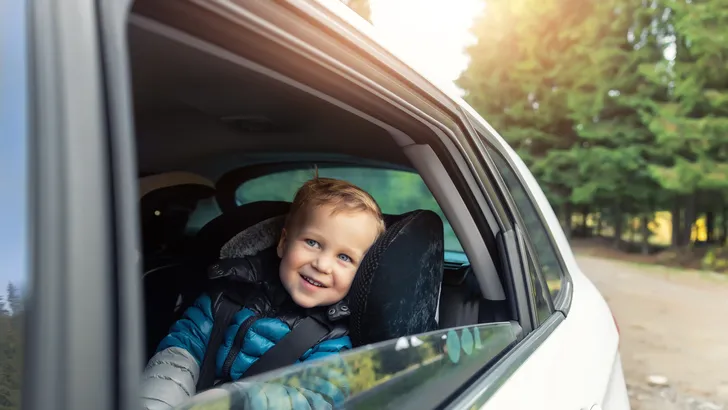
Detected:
[630,216,637,244]
[722,208,728,244]
[641,215,650,255]
[595,212,602,237]
[613,203,623,249]
[562,203,572,240]
[580,206,589,237]
[682,195,697,247]
[706,211,715,243]
[672,197,682,247]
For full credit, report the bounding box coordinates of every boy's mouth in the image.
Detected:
[300,274,326,288]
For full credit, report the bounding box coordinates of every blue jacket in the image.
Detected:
[140,249,352,410]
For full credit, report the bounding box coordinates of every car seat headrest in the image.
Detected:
[193,201,291,265]
[220,215,285,259]
[140,184,216,254]
[348,209,444,346]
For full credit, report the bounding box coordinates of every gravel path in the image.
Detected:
[576,255,728,410]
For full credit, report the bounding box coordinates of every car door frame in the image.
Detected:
[24,0,132,409]
[26,0,145,409]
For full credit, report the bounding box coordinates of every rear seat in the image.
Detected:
[438,266,509,328]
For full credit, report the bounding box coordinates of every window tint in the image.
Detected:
[185,196,222,234]
[0,2,29,409]
[236,168,465,255]
[486,148,565,298]
[173,323,519,410]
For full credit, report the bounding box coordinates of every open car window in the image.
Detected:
[173,322,520,410]
[235,167,467,261]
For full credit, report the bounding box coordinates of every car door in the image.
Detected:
[21,0,143,409]
[457,113,628,410]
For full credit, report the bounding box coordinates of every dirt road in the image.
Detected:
[577,255,728,410]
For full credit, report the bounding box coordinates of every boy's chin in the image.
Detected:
[290,293,321,309]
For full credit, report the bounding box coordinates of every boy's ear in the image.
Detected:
[277,228,287,258]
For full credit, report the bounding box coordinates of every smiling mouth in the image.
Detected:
[300,274,326,288]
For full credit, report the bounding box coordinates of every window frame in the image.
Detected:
[462,113,573,313]
[114,0,570,408]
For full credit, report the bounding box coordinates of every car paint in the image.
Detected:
[489,126,628,410]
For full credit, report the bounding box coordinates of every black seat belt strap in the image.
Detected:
[243,316,329,378]
[196,295,239,391]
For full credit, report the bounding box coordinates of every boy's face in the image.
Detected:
[277,204,380,308]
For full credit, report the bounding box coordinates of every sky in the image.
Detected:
[370,0,484,95]
[0,0,482,296]
[0,0,29,296]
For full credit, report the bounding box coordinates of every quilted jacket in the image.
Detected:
[140,248,353,410]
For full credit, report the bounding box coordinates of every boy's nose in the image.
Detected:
[313,255,334,274]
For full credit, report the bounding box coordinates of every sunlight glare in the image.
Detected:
[370,0,484,94]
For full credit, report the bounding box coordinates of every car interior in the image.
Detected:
[127,0,517,368]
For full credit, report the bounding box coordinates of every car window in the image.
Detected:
[486,148,565,299]
[173,323,519,410]
[236,167,466,256]
[526,250,552,325]
[0,2,29,409]
[185,196,222,234]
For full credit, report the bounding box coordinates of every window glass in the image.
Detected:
[185,196,222,234]
[0,2,29,409]
[526,250,552,325]
[173,323,519,410]
[236,168,465,255]
[486,148,565,298]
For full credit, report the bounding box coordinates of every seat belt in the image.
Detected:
[242,316,329,378]
[196,295,239,391]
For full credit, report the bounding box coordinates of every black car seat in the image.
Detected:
[217,207,445,346]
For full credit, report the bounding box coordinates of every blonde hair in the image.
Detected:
[285,170,385,237]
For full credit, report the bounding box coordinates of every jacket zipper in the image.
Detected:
[221,314,258,380]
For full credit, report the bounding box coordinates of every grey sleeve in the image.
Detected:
[140,347,200,410]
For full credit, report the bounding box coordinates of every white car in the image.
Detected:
[5,0,629,409]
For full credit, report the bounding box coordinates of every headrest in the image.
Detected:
[192,201,291,265]
[217,207,444,346]
[139,183,216,254]
[348,210,443,346]
[220,215,285,259]
[138,171,214,199]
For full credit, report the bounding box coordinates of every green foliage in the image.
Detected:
[0,283,22,410]
[458,0,728,246]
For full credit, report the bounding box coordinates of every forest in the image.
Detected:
[0,283,23,410]
[456,0,728,269]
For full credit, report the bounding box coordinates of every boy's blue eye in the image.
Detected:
[305,239,320,248]
[338,254,352,263]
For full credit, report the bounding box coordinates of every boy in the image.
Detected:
[140,176,385,409]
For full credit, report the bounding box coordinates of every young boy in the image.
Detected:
[140,177,385,410]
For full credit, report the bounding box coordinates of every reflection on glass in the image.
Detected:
[174,323,519,410]
[486,148,564,298]
[236,167,466,255]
